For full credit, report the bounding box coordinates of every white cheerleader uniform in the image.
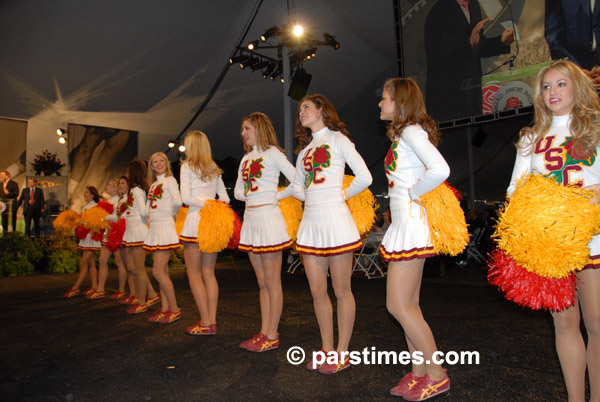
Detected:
[78,201,102,251]
[234,145,296,254]
[180,162,230,244]
[292,127,372,256]
[380,125,450,262]
[143,174,182,252]
[508,114,600,269]
[100,194,120,248]
[122,187,148,248]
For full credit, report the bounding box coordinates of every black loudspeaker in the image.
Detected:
[288,69,312,101]
[471,127,487,148]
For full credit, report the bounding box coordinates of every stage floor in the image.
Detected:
[0,256,581,401]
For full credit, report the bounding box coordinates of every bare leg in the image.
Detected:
[72,250,93,290]
[386,258,445,381]
[577,269,600,402]
[328,252,355,353]
[303,254,334,352]
[249,252,283,339]
[97,246,111,293]
[249,252,270,335]
[152,250,177,312]
[114,247,127,293]
[201,252,219,324]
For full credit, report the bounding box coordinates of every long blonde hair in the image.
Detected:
[383,78,440,146]
[181,131,222,181]
[518,60,600,156]
[242,112,284,154]
[147,152,173,184]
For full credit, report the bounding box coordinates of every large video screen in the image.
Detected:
[400,0,591,122]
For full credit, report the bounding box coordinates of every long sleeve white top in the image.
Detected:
[292,127,372,205]
[180,162,229,213]
[507,114,600,196]
[146,174,182,222]
[123,187,147,222]
[384,125,450,208]
[234,145,296,206]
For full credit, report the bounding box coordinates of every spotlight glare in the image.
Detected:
[247,40,259,50]
[168,141,176,149]
[178,144,186,153]
[261,26,280,42]
[293,25,303,37]
[58,136,66,144]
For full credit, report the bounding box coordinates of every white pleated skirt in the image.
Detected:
[144,220,180,252]
[122,219,148,248]
[78,233,101,251]
[180,208,200,243]
[296,201,361,256]
[584,234,600,270]
[238,204,292,254]
[380,204,436,262]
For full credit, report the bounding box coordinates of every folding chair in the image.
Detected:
[353,235,386,279]
[465,227,485,263]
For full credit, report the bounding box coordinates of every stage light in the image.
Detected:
[269,63,282,80]
[56,128,66,136]
[260,26,280,42]
[323,32,340,49]
[229,54,249,65]
[247,40,259,50]
[178,144,186,153]
[304,47,317,60]
[280,77,285,84]
[240,57,258,69]
[58,136,66,144]
[251,60,270,72]
[262,62,276,79]
[293,24,303,37]
[168,140,176,149]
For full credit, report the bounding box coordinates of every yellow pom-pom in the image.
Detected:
[278,195,303,241]
[495,173,600,278]
[197,200,234,253]
[175,206,188,237]
[53,210,81,233]
[343,175,377,237]
[421,182,470,256]
[80,206,110,234]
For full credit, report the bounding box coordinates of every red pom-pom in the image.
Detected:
[226,211,242,249]
[75,225,90,240]
[444,181,463,200]
[106,218,126,252]
[91,230,105,242]
[96,199,114,214]
[487,249,577,311]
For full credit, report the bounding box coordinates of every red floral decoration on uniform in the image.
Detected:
[148,183,164,209]
[249,159,263,178]
[313,146,330,165]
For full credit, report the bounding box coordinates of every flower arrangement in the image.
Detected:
[31,150,65,176]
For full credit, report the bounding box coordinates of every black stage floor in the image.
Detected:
[0,256,579,401]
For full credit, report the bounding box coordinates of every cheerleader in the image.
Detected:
[507,60,600,402]
[115,177,136,302]
[180,131,229,335]
[378,78,450,400]
[62,186,101,298]
[292,95,372,373]
[122,160,160,313]
[234,113,296,351]
[144,152,183,324]
[88,180,127,300]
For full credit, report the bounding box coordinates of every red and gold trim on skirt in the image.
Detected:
[123,241,145,248]
[379,245,436,262]
[583,254,600,270]
[238,239,293,254]
[179,235,197,244]
[78,246,101,252]
[143,243,182,252]
[296,239,362,257]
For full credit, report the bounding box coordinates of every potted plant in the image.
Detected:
[31,150,66,176]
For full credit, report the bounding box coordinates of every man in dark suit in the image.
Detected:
[0,170,19,232]
[545,0,600,87]
[18,178,45,237]
[424,0,515,122]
